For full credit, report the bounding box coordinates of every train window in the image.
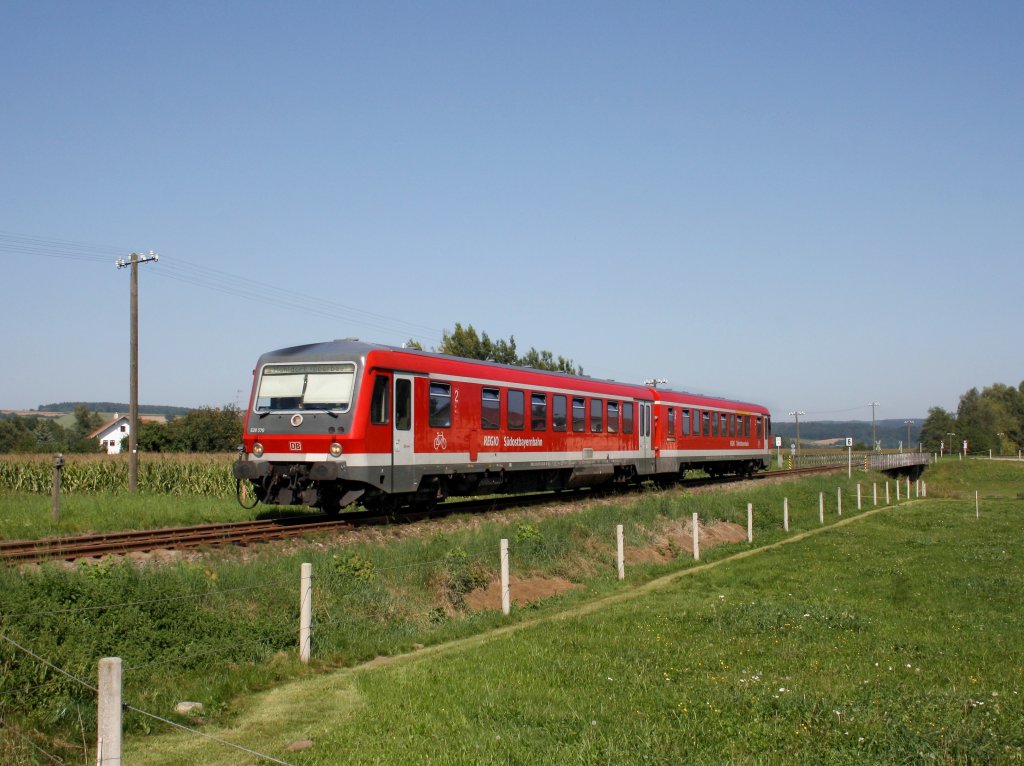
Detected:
[720,413,728,436]
[622,402,634,434]
[702,410,710,436]
[531,393,548,431]
[607,401,619,433]
[744,416,751,438]
[572,397,586,432]
[756,417,763,439]
[256,362,356,412]
[667,408,675,436]
[552,395,568,432]
[729,414,735,438]
[429,382,452,428]
[681,409,690,436]
[481,388,500,430]
[370,376,390,425]
[508,390,525,430]
[590,399,603,432]
[395,379,412,431]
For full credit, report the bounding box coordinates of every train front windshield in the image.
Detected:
[254,363,356,412]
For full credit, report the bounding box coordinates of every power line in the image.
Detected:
[2,228,445,343]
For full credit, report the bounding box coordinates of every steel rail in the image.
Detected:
[2,464,844,565]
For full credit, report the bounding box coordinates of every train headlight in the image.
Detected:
[252,442,264,457]
[329,442,343,457]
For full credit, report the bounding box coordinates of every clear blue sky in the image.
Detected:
[1,1,1021,422]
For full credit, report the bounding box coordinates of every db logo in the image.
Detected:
[289,441,302,451]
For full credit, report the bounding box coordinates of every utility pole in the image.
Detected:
[116,251,159,492]
[869,402,880,450]
[788,410,805,461]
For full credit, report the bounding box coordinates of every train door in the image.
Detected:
[392,375,415,492]
[639,401,653,468]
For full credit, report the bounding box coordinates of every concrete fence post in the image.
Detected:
[783,497,789,532]
[501,539,510,615]
[299,562,312,664]
[818,492,824,524]
[837,487,842,516]
[97,657,122,766]
[747,503,753,542]
[857,483,862,510]
[906,477,911,499]
[885,482,890,505]
[873,482,878,506]
[692,513,700,561]
[616,524,624,581]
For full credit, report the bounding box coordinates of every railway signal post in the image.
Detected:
[51,452,64,523]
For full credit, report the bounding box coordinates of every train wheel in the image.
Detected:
[236,479,260,510]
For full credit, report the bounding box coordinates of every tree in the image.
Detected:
[72,405,103,438]
[437,323,583,375]
[136,407,243,453]
[921,380,1024,457]
[919,406,957,452]
[957,388,998,454]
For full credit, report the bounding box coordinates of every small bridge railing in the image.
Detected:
[787,451,931,471]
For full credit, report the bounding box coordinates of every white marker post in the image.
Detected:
[783,497,789,532]
[837,487,842,516]
[818,492,824,524]
[500,539,510,615]
[616,524,624,581]
[906,477,911,499]
[857,483,862,510]
[299,562,312,664]
[885,482,890,505]
[747,503,753,543]
[873,482,878,506]
[692,513,700,561]
[97,658,122,766]
[896,480,901,503]
[976,491,979,519]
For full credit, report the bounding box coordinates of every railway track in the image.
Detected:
[2,464,844,565]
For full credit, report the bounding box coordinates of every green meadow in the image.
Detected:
[2,461,1022,764]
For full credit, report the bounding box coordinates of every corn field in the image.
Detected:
[0,454,235,497]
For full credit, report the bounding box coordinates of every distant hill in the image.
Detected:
[771,419,922,450]
[35,402,194,419]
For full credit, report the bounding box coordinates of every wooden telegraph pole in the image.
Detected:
[117,251,158,492]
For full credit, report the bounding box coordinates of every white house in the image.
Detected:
[89,415,131,454]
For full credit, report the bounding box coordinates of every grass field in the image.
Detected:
[3,461,1023,764]
[120,490,1024,764]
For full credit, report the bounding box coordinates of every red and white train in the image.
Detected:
[232,339,773,513]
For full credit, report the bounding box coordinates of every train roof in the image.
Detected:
[255,339,769,412]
